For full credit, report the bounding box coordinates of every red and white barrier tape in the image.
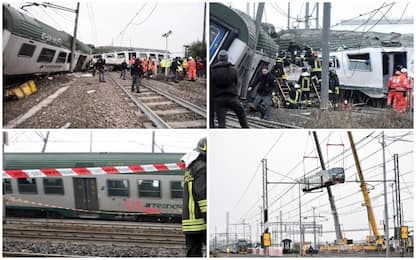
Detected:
[3,162,186,179]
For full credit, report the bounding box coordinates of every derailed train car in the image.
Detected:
[3,4,92,78]
[210,3,279,100]
[3,153,185,222]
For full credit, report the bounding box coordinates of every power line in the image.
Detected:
[113,3,148,45]
[132,3,158,26]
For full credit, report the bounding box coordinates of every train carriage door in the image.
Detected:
[75,55,87,71]
[382,52,407,93]
[73,178,99,211]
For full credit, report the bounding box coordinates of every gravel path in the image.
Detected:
[245,106,413,128]
[4,239,185,257]
[3,74,71,126]
[15,74,144,128]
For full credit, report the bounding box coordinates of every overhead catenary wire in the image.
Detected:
[132,3,158,26]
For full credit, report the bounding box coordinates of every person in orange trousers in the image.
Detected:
[187,57,197,81]
[392,69,410,112]
[141,58,148,77]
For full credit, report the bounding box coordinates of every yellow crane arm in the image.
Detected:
[347,132,380,237]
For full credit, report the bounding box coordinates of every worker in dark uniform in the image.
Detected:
[286,83,301,109]
[131,58,142,93]
[181,137,207,257]
[248,66,277,120]
[298,68,312,106]
[96,56,106,82]
[329,69,340,107]
[211,50,249,128]
[120,60,128,80]
[308,52,322,84]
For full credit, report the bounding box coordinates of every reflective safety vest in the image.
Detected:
[286,89,301,105]
[182,157,206,233]
[160,59,167,68]
[176,61,183,72]
[300,77,311,91]
[182,60,188,69]
[166,59,172,68]
[311,59,322,72]
[263,232,271,247]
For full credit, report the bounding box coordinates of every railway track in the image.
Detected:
[226,113,302,129]
[108,73,206,128]
[3,251,78,257]
[4,218,185,249]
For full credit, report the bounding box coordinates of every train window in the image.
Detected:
[17,178,37,194]
[43,178,64,195]
[140,53,147,58]
[3,179,12,194]
[138,180,161,198]
[37,48,56,63]
[170,181,184,199]
[329,56,340,68]
[107,179,130,197]
[158,54,164,61]
[347,53,372,71]
[149,54,156,59]
[56,52,67,63]
[117,53,125,58]
[105,54,115,58]
[18,43,36,57]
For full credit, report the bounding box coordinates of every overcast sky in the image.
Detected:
[209,130,413,245]
[229,1,414,34]
[4,130,206,153]
[8,1,205,55]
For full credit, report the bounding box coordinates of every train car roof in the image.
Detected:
[3,3,92,53]
[274,29,414,52]
[4,153,185,174]
[210,3,279,58]
[93,46,170,55]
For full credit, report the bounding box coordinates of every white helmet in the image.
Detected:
[294,83,300,89]
[401,68,407,73]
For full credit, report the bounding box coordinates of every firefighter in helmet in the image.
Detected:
[181,137,207,257]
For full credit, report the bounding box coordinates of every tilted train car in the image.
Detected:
[3,3,92,78]
[301,167,345,192]
[3,153,185,222]
[93,47,170,70]
[210,3,279,100]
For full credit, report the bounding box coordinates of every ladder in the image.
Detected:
[276,78,291,102]
[311,79,321,102]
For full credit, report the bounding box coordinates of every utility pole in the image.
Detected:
[312,207,317,249]
[298,184,303,256]
[315,3,319,29]
[382,132,390,257]
[280,211,283,247]
[70,2,80,72]
[262,158,268,230]
[226,211,230,248]
[41,131,50,153]
[162,30,172,76]
[313,131,343,244]
[394,154,402,228]
[202,2,206,45]
[89,131,93,152]
[320,3,330,110]
[287,2,291,30]
[305,2,310,29]
[152,131,155,153]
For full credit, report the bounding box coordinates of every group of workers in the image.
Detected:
[160,56,205,82]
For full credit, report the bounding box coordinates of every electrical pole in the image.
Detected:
[162,30,172,77]
[262,158,268,231]
[152,131,155,153]
[320,3,330,110]
[70,2,80,73]
[305,2,310,29]
[315,3,319,29]
[226,211,230,248]
[312,207,317,249]
[280,211,283,247]
[298,184,302,257]
[41,131,50,153]
[313,131,342,244]
[382,132,390,257]
[202,2,206,45]
[287,2,291,30]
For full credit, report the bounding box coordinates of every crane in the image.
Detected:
[347,132,385,249]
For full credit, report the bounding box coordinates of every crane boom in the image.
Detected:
[347,132,383,245]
